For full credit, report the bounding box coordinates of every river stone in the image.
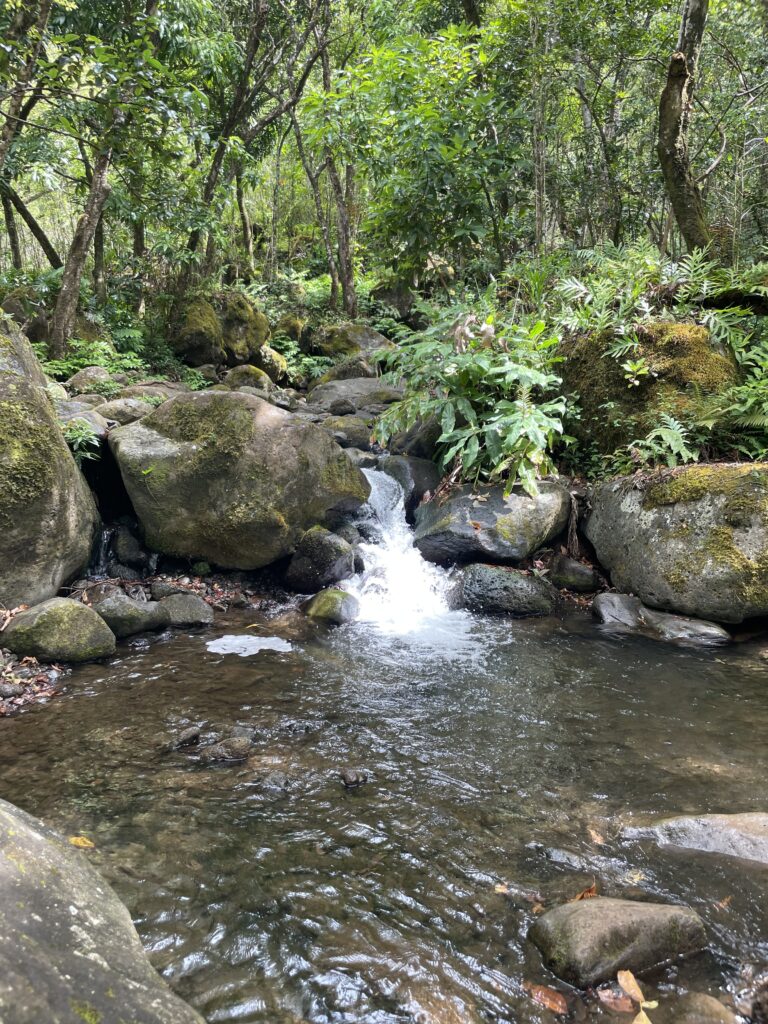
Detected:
[310,356,376,389]
[311,323,393,359]
[114,524,151,569]
[414,483,570,566]
[322,414,373,450]
[529,896,707,987]
[0,321,99,608]
[253,343,288,383]
[55,399,111,439]
[109,390,370,569]
[550,553,598,592]
[224,364,272,390]
[199,736,252,762]
[94,396,154,423]
[307,377,403,413]
[3,598,116,662]
[461,563,556,615]
[593,593,731,645]
[65,364,111,393]
[0,797,204,1024]
[675,993,738,1024]
[624,812,768,865]
[285,526,355,592]
[303,588,360,625]
[92,592,170,638]
[159,593,214,627]
[585,465,768,623]
[380,454,441,515]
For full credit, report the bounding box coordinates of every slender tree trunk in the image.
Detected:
[2,189,23,269]
[290,110,340,306]
[92,215,107,305]
[657,0,711,251]
[325,156,357,317]
[0,0,54,174]
[235,168,255,276]
[132,219,146,317]
[4,182,61,266]
[50,149,112,356]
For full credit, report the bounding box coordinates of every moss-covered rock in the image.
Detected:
[4,598,116,661]
[585,463,768,622]
[309,356,376,390]
[223,364,272,391]
[560,322,738,454]
[321,415,373,450]
[302,587,359,624]
[253,343,288,383]
[172,298,224,365]
[0,797,204,1024]
[274,314,305,341]
[109,390,370,570]
[66,365,112,393]
[311,323,393,359]
[218,292,270,365]
[285,526,355,592]
[414,483,570,566]
[0,320,98,608]
[460,563,556,615]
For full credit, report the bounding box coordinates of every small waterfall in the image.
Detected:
[343,470,475,656]
[89,525,115,578]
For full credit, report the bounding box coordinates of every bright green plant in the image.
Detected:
[63,419,102,465]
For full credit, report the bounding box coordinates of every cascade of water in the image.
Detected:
[343,470,475,654]
[89,525,115,578]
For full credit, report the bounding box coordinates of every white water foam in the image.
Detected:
[206,635,293,657]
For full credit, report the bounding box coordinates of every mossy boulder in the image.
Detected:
[285,526,355,592]
[109,391,370,570]
[550,553,598,592]
[173,298,224,365]
[561,322,738,454]
[414,483,570,566]
[303,587,359,624]
[66,365,112,393]
[0,320,98,608]
[274,314,305,341]
[218,291,270,365]
[310,323,393,359]
[253,343,288,383]
[223,364,272,391]
[307,377,403,413]
[321,415,373,450]
[585,464,768,622]
[529,896,706,988]
[310,356,376,389]
[0,797,204,1024]
[460,563,556,615]
[3,598,116,662]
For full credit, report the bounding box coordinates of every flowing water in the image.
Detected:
[1,471,768,1022]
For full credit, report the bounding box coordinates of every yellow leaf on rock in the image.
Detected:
[617,970,645,1004]
[68,836,95,849]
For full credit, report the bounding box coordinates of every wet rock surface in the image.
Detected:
[285,527,355,593]
[529,896,707,987]
[593,593,731,645]
[3,598,116,662]
[461,563,556,615]
[159,593,215,627]
[550,553,599,592]
[91,592,170,638]
[303,588,359,624]
[624,812,768,865]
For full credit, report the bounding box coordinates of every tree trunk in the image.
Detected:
[235,168,255,276]
[92,215,107,305]
[0,0,54,174]
[4,183,61,267]
[326,156,357,317]
[657,0,711,251]
[49,149,112,357]
[2,189,23,269]
[132,219,146,317]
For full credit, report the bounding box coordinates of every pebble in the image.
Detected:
[339,768,367,789]
[0,682,23,698]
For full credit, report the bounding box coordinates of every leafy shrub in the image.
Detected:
[35,337,146,380]
[63,419,101,465]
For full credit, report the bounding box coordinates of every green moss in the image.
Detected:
[148,394,256,463]
[0,399,60,521]
[224,364,271,390]
[560,321,739,454]
[642,464,768,526]
[275,314,304,341]
[71,1000,101,1024]
[320,453,370,504]
[175,298,223,364]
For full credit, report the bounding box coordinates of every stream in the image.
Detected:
[1,471,767,1022]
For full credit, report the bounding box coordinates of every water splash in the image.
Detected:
[343,469,477,659]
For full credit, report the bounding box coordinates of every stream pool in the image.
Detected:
[1,604,767,1023]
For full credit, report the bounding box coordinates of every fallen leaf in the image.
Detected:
[716,895,732,909]
[494,883,509,894]
[597,987,635,1013]
[531,902,544,914]
[571,882,598,901]
[68,835,95,849]
[632,1012,653,1024]
[617,971,644,1004]
[470,520,483,530]
[588,827,606,845]
[523,982,568,1015]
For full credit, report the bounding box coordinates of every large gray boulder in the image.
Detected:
[94,397,154,424]
[585,465,768,622]
[307,377,402,413]
[311,323,393,359]
[0,321,98,608]
[593,593,731,645]
[109,391,370,569]
[461,563,556,615]
[529,896,706,987]
[0,797,203,1024]
[414,483,570,566]
[3,598,116,662]
[624,812,768,865]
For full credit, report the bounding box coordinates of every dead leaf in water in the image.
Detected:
[494,883,509,894]
[588,827,606,845]
[597,987,635,1013]
[68,836,95,849]
[571,881,598,901]
[523,981,568,1015]
[716,895,732,909]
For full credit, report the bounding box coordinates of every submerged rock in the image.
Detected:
[414,483,570,566]
[550,553,598,592]
[0,320,98,608]
[585,465,768,623]
[0,797,203,1024]
[285,526,355,593]
[3,598,116,662]
[592,593,731,645]
[159,593,214,627]
[461,563,556,615]
[92,592,170,638]
[110,390,370,569]
[675,993,737,1024]
[529,896,706,987]
[624,812,768,865]
[303,588,359,625]
[199,735,252,762]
